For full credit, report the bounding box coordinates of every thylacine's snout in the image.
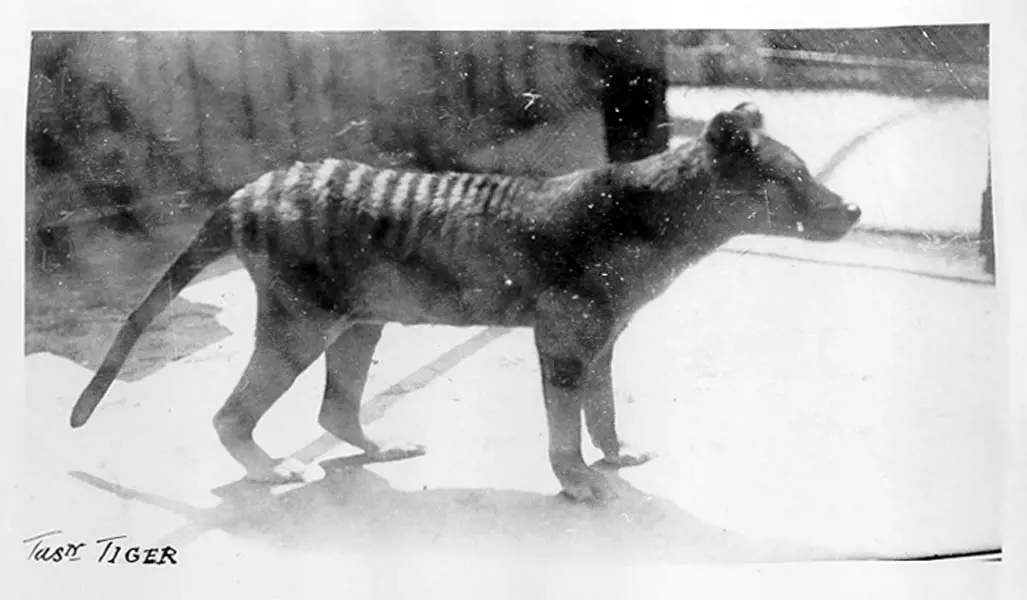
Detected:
[841,202,862,223]
[801,199,862,241]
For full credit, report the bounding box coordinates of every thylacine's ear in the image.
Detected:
[732,102,764,130]
[702,107,761,156]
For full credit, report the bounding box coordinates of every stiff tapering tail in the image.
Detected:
[70,201,235,428]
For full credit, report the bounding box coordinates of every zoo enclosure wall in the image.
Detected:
[25,31,663,234]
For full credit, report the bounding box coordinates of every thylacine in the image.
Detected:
[71,103,861,502]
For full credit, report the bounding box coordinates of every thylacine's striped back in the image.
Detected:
[229,158,536,266]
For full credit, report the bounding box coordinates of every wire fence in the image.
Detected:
[665,27,988,99]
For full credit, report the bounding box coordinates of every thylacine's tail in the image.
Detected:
[70,200,236,428]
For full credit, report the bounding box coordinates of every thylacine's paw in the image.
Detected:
[599,443,656,469]
[558,466,616,504]
[244,458,326,485]
[364,441,426,463]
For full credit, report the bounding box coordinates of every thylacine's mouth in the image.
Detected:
[769,218,851,241]
[796,203,862,241]
[755,202,861,241]
[797,222,851,241]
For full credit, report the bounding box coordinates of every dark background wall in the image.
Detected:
[25,31,669,269]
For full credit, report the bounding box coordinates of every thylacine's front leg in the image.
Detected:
[319,323,427,462]
[534,289,653,502]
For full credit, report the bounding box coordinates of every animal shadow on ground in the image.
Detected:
[30,295,233,382]
[71,455,834,565]
[26,215,239,382]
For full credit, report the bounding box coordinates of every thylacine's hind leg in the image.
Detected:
[318,323,426,462]
[581,348,655,468]
[212,290,336,485]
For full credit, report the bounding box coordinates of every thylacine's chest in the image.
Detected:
[571,240,691,315]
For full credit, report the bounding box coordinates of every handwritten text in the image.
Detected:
[23,530,178,565]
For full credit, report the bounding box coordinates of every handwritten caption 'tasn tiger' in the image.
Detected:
[23,530,179,565]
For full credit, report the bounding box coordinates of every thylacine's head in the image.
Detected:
[632,102,861,243]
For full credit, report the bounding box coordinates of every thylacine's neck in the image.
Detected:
[556,148,748,314]
[611,139,715,194]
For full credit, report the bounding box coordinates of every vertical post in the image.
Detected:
[236,32,257,142]
[462,32,479,117]
[183,33,209,190]
[429,31,450,140]
[495,33,514,122]
[280,32,302,162]
[588,30,670,163]
[520,32,537,96]
[980,156,995,277]
[132,33,157,190]
[520,32,540,124]
[326,38,341,125]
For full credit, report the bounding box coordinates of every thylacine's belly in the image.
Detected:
[350,262,537,327]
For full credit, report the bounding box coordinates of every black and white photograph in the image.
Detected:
[9,1,1026,598]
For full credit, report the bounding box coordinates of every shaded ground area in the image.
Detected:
[25,212,239,381]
